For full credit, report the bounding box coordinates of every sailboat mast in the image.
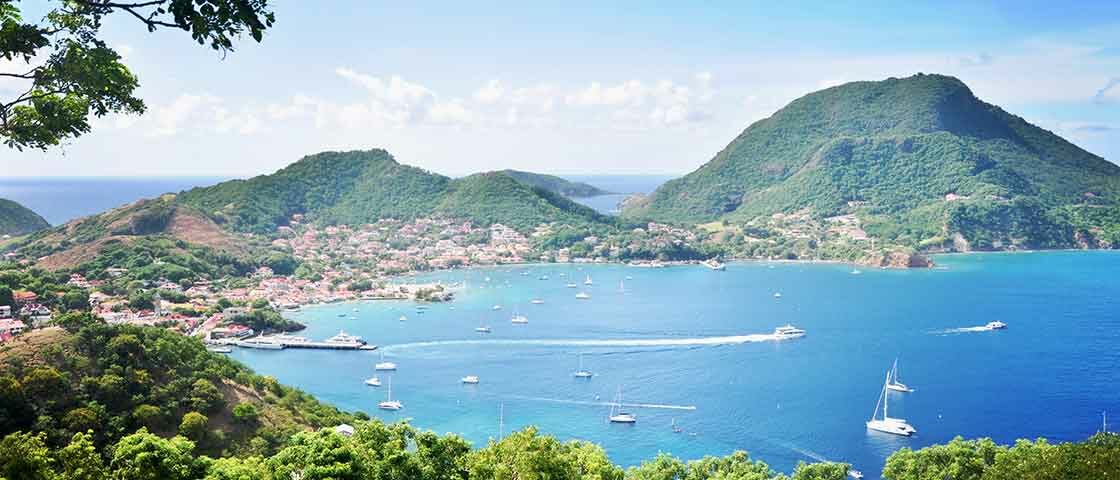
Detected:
[882,372,890,419]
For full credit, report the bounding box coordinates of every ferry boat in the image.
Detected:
[575,292,591,300]
[364,376,381,387]
[608,386,637,423]
[461,375,480,384]
[511,314,529,324]
[378,377,403,410]
[985,320,1007,330]
[886,358,914,393]
[374,352,398,371]
[773,324,806,339]
[866,371,916,436]
[573,353,593,378]
[326,330,365,345]
[237,337,284,350]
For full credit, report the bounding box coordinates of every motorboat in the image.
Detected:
[206,345,233,354]
[511,314,529,324]
[530,298,545,304]
[575,292,590,300]
[475,326,491,333]
[985,320,1007,330]
[566,282,578,288]
[702,259,726,271]
[492,305,503,310]
[461,375,480,384]
[773,324,806,339]
[364,376,381,387]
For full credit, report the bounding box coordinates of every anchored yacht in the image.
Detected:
[608,386,637,423]
[374,351,398,371]
[573,353,593,378]
[886,358,914,393]
[866,371,916,436]
[378,376,403,410]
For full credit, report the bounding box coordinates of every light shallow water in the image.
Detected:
[229,251,1120,478]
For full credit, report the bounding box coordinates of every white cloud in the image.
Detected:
[473,79,505,104]
[149,93,220,136]
[564,75,716,127]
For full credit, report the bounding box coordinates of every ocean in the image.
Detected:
[0,175,665,225]
[227,251,1120,478]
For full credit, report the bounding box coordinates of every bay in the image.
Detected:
[229,250,1120,479]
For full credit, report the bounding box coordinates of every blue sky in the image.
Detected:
[2,0,1118,177]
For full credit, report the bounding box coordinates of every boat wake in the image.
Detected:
[381,334,782,351]
[930,326,992,335]
[505,394,697,411]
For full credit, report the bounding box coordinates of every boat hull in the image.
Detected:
[866,420,915,436]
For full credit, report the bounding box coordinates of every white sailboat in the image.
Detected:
[573,353,593,378]
[866,371,916,436]
[886,358,914,393]
[378,376,402,410]
[374,351,398,371]
[584,275,593,285]
[511,305,528,324]
[608,386,636,423]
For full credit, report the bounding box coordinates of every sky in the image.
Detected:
[1,0,1118,178]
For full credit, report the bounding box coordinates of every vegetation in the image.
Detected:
[0,321,354,458]
[0,198,48,236]
[498,170,612,197]
[178,150,612,234]
[626,74,1120,253]
[0,0,274,150]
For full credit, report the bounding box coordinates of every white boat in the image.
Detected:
[364,376,381,387]
[530,298,544,304]
[671,418,683,433]
[851,269,862,275]
[272,333,311,345]
[566,282,578,288]
[511,314,529,324]
[352,307,359,312]
[461,375,480,384]
[773,292,782,298]
[573,353,593,378]
[985,320,1007,330]
[608,386,637,423]
[702,259,726,271]
[848,470,864,479]
[866,371,916,436]
[886,358,914,393]
[584,275,593,285]
[575,292,590,300]
[326,330,365,345]
[773,324,806,339]
[206,345,233,354]
[378,376,403,410]
[399,315,407,321]
[237,337,284,350]
[492,305,503,310]
[475,326,491,333]
[539,275,549,280]
[374,351,398,371]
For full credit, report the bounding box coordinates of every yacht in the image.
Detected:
[374,351,398,371]
[773,324,806,339]
[399,315,407,321]
[573,353,593,378]
[461,375,480,384]
[566,282,579,288]
[238,337,284,350]
[511,314,529,324]
[985,320,1007,330]
[475,326,492,333]
[866,371,917,436]
[530,298,545,304]
[272,333,311,345]
[206,345,233,354]
[584,275,593,285]
[378,376,403,410]
[886,358,914,393]
[575,292,591,300]
[608,386,637,423]
[326,330,365,345]
[773,292,782,298]
[492,305,503,310]
[364,376,381,387]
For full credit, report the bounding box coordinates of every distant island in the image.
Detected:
[496,169,612,197]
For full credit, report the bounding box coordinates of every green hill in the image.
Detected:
[497,170,611,197]
[0,198,49,236]
[178,149,609,233]
[625,74,1120,251]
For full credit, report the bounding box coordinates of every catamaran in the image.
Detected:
[375,351,398,371]
[378,376,403,410]
[608,386,637,423]
[886,358,914,393]
[573,353,593,378]
[866,371,916,436]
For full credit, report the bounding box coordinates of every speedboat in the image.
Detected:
[773,324,806,339]
[461,375,480,384]
[492,305,502,310]
[985,320,1007,330]
[849,470,864,479]
[511,314,528,324]
[364,376,381,387]
[575,292,590,300]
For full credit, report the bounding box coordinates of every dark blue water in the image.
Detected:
[0,177,230,225]
[564,175,672,215]
[229,251,1120,478]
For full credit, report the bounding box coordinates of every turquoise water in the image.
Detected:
[229,251,1120,478]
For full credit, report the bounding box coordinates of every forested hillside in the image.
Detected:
[498,169,611,197]
[626,74,1120,251]
[0,198,49,236]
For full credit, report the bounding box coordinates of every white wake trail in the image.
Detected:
[930,326,993,335]
[381,334,783,351]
